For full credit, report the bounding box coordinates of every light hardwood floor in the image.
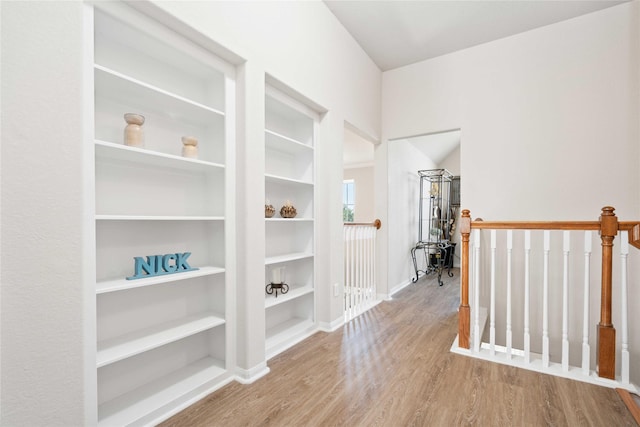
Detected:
[161,270,636,426]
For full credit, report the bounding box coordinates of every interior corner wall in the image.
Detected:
[387,142,438,294]
[382,2,640,383]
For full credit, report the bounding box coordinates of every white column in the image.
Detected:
[582,231,592,375]
[542,230,550,368]
[473,229,481,353]
[562,230,570,372]
[524,230,531,364]
[621,230,630,384]
[490,230,497,355]
[356,226,362,313]
[506,230,513,359]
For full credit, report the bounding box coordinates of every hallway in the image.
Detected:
[161,270,635,426]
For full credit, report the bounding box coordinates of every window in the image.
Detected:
[343,180,355,222]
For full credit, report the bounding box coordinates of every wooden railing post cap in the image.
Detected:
[601,206,616,216]
[599,206,618,237]
[460,209,471,234]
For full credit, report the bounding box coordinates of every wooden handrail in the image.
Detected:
[616,388,640,425]
[471,221,601,230]
[472,221,640,231]
[344,219,382,229]
[458,206,639,380]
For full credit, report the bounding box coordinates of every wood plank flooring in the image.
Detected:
[161,270,636,426]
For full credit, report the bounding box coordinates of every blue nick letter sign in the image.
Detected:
[126,252,198,280]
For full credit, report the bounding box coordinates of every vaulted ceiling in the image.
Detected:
[324,0,627,71]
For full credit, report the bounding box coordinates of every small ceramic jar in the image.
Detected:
[124,113,145,148]
[181,136,198,159]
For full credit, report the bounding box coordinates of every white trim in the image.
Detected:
[389,278,413,298]
[318,317,345,332]
[450,336,639,395]
[234,363,270,385]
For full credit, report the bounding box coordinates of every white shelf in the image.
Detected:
[96,214,224,221]
[265,252,314,265]
[98,356,226,427]
[265,173,313,186]
[96,266,225,294]
[265,129,313,153]
[265,317,316,357]
[97,312,225,368]
[265,286,314,309]
[95,139,225,172]
[95,64,224,122]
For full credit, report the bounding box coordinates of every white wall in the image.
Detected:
[384,3,639,220]
[382,2,640,382]
[439,145,460,176]
[1,1,381,424]
[343,166,375,222]
[1,2,91,425]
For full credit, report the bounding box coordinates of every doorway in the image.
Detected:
[387,129,461,288]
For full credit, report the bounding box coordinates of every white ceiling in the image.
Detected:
[324,0,627,71]
[396,130,461,165]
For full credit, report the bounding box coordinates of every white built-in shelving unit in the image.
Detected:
[90,3,235,425]
[264,86,319,359]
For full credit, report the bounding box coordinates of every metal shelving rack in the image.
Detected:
[411,169,454,285]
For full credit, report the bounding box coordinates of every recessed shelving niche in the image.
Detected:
[90,3,235,425]
[264,85,319,359]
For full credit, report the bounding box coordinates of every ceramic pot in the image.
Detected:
[181,136,198,159]
[124,113,145,148]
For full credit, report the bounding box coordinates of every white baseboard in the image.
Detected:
[389,278,413,297]
[234,363,270,384]
[318,317,344,332]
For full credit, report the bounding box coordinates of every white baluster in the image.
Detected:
[506,230,513,360]
[524,230,531,364]
[490,230,497,355]
[543,230,550,368]
[562,230,570,372]
[364,227,369,307]
[371,227,376,303]
[356,227,361,314]
[343,226,349,318]
[358,228,362,310]
[349,226,355,319]
[473,228,481,353]
[582,231,592,375]
[621,230,630,385]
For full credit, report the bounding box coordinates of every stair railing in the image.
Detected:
[458,207,639,384]
[344,219,381,321]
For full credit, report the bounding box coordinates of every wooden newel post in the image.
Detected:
[597,206,617,379]
[458,209,471,349]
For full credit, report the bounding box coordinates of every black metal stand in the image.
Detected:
[411,242,455,286]
[266,282,289,297]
